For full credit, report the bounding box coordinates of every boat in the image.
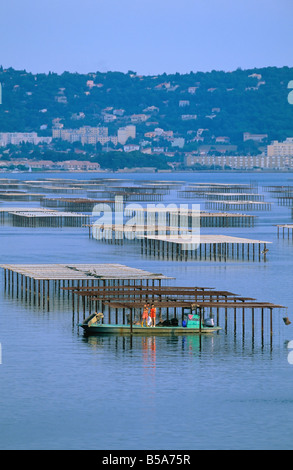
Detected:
[79,312,221,336]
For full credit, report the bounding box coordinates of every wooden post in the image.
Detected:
[199,307,202,333]
[83,295,86,320]
[47,280,50,310]
[130,308,133,334]
[261,308,264,347]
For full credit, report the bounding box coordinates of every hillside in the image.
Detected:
[1,66,293,170]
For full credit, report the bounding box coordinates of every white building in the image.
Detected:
[267,138,293,157]
[181,115,197,121]
[52,126,117,146]
[188,87,198,94]
[117,125,136,145]
[130,114,149,123]
[103,114,117,123]
[113,109,125,116]
[179,100,190,107]
[124,144,140,153]
[185,154,293,170]
[0,132,52,147]
[243,132,268,142]
[171,138,185,148]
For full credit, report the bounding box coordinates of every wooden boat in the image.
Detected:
[79,312,221,336]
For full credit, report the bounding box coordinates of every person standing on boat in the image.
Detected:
[150,304,157,327]
[141,303,149,327]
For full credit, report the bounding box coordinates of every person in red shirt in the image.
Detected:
[150,304,157,327]
[141,303,149,327]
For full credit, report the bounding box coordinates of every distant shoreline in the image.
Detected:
[1,168,293,174]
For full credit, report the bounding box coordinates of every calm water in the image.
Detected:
[0,171,293,450]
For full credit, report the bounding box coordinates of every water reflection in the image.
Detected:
[81,330,276,362]
[84,333,207,355]
[142,336,156,369]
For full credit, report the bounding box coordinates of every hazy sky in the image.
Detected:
[1,0,292,75]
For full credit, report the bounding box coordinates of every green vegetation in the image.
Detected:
[0,143,170,171]
[91,151,169,171]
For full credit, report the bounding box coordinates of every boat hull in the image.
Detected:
[79,323,221,336]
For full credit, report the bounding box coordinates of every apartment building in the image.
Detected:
[52,126,117,146]
[57,160,101,171]
[185,154,293,170]
[267,138,293,157]
[117,125,136,145]
[243,132,268,142]
[0,132,52,147]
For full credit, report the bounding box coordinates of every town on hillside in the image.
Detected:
[1,66,293,171]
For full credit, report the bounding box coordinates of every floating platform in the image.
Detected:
[1,263,170,282]
[40,197,118,212]
[87,190,164,201]
[1,263,171,311]
[0,192,43,201]
[1,264,286,340]
[70,284,285,340]
[141,234,271,262]
[79,323,221,336]
[124,207,256,228]
[276,196,293,206]
[6,210,90,227]
[276,224,293,238]
[0,207,54,222]
[205,200,272,211]
[197,192,264,202]
[179,184,258,197]
[86,223,193,243]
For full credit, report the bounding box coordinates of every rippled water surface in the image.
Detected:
[0,171,293,450]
